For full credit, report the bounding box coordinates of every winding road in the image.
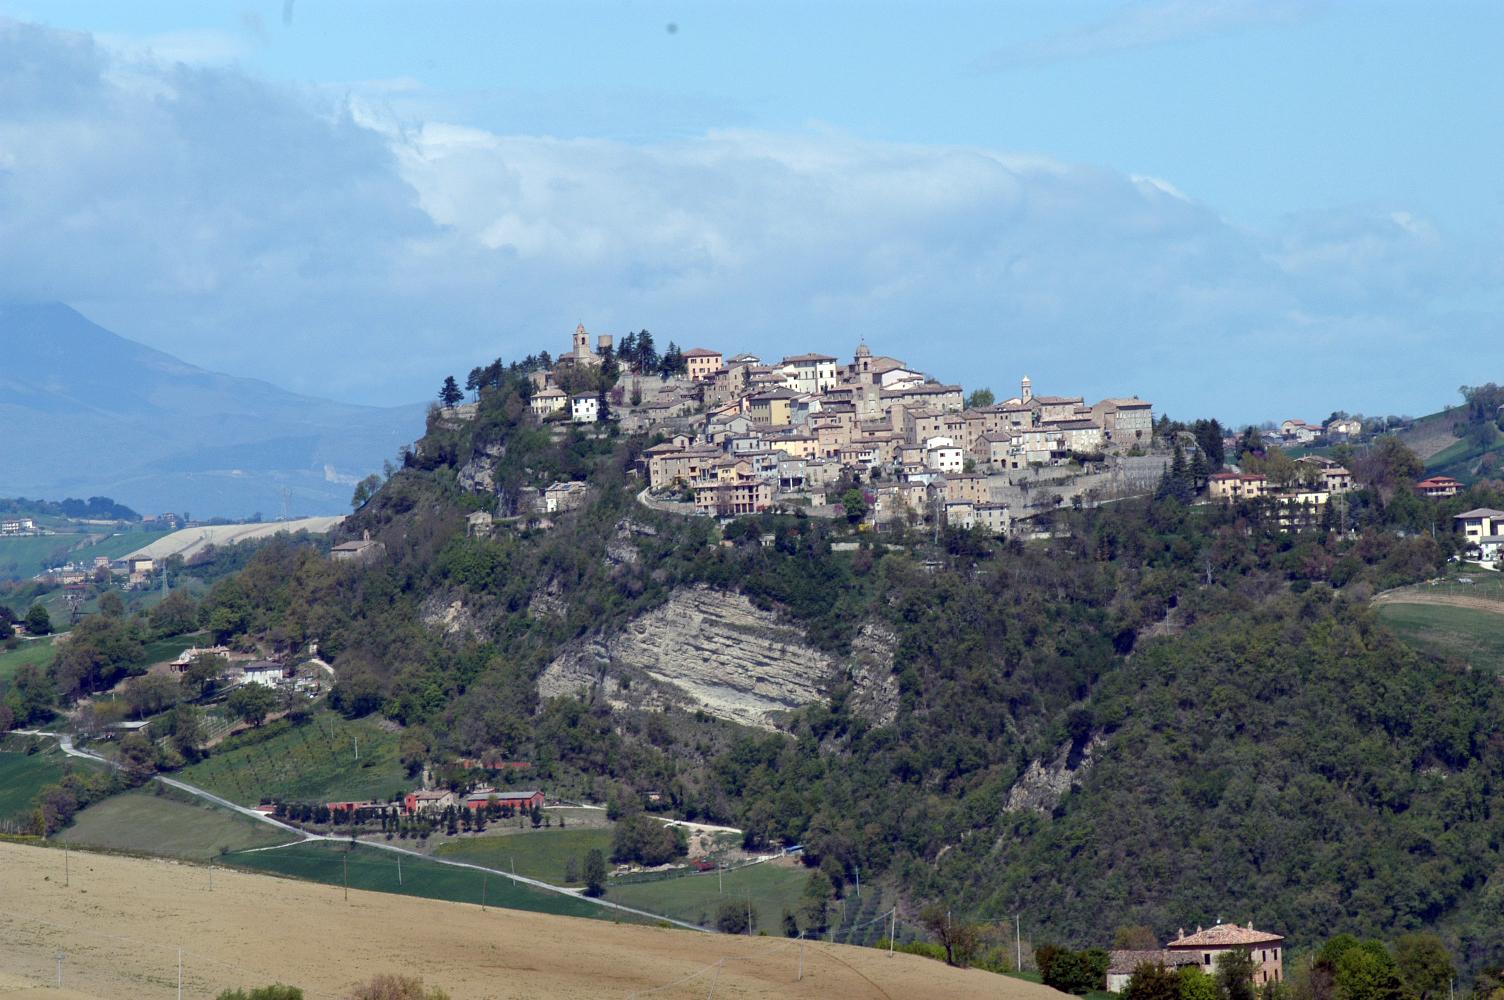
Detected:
[10,728,708,932]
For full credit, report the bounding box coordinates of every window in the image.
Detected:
[1205,954,1212,965]
[1262,951,1267,962]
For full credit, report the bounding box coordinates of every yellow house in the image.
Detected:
[748,389,797,427]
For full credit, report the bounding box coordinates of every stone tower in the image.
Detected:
[573,323,591,361]
[1021,375,1033,403]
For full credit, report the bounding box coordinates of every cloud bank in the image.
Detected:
[0,17,1494,424]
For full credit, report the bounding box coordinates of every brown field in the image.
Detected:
[0,842,1054,1000]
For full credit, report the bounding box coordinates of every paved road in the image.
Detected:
[10,728,708,932]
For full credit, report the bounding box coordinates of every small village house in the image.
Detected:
[1107,922,1284,994]
[1416,475,1462,498]
[683,347,725,381]
[571,394,600,423]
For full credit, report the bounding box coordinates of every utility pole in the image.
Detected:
[397,854,402,886]
[854,866,860,898]
[64,839,69,887]
[483,873,488,910]
[889,908,896,956]
[718,863,723,896]
[55,952,63,988]
[343,853,348,901]
[1016,914,1022,972]
[799,933,805,981]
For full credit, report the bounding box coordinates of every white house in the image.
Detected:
[571,394,600,423]
[1456,508,1504,563]
[924,437,964,475]
[778,353,840,394]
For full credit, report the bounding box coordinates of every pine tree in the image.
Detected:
[635,330,658,374]
[439,376,464,408]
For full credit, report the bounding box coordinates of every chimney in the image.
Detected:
[1178,928,1185,940]
[1196,925,1203,934]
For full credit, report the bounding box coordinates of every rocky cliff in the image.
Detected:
[539,586,847,730]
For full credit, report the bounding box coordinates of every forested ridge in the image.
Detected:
[16,364,1504,977]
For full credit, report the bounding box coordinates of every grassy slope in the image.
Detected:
[0,748,69,821]
[1375,603,1504,675]
[59,786,292,860]
[0,637,57,685]
[434,827,615,886]
[225,841,637,922]
[605,861,811,933]
[177,712,408,806]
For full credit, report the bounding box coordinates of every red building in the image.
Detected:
[1416,476,1462,498]
[463,789,545,812]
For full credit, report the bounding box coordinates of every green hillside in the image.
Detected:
[13,360,1504,981]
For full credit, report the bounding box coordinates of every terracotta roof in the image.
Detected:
[1456,508,1504,519]
[1417,476,1461,487]
[1168,923,1283,948]
[684,347,722,358]
[781,353,838,364]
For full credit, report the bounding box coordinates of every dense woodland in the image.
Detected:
[9,364,1504,987]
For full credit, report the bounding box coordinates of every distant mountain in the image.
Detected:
[0,303,425,518]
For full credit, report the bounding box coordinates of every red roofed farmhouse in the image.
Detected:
[1167,922,1284,987]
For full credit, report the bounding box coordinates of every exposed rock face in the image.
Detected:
[1004,736,1102,814]
[539,586,837,730]
[420,593,481,641]
[458,441,505,494]
[847,623,900,726]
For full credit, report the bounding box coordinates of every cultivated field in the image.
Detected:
[0,841,1044,999]
[125,517,344,561]
[225,841,616,921]
[0,748,67,823]
[1376,602,1504,674]
[607,860,811,936]
[434,826,615,886]
[59,787,292,860]
[177,713,407,807]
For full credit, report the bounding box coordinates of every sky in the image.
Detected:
[1,1,1500,424]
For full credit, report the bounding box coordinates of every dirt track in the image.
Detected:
[0,842,1054,1000]
[1371,592,1504,616]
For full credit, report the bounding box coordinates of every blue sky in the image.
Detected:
[1,1,1500,423]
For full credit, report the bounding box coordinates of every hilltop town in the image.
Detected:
[477,324,1161,536]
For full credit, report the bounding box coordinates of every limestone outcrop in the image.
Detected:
[539,586,838,730]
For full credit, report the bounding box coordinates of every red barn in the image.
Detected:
[463,790,544,812]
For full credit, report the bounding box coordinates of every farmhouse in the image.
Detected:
[1166,923,1284,987]
[403,789,458,814]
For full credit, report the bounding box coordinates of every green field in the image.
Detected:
[140,633,204,665]
[0,528,172,582]
[59,786,292,859]
[225,841,635,922]
[605,861,812,933]
[1377,602,1504,673]
[0,637,57,685]
[177,712,408,807]
[0,744,72,822]
[434,827,615,886]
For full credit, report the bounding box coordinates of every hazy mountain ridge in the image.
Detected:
[0,303,424,517]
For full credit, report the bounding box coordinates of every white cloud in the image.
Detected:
[0,16,1495,424]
